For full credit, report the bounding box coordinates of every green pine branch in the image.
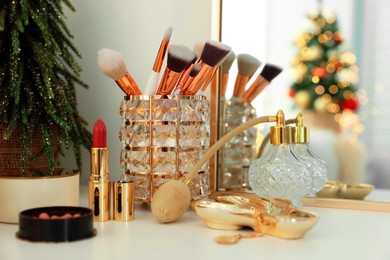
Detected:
[0,0,91,176]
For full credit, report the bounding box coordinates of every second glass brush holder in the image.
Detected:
[119,95,210,203]
[219,99,258,190]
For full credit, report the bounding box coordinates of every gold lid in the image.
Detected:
[291,113,309,143]
[113,181,135,221]
[270,110,291,144]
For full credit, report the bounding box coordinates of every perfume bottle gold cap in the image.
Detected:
[113,181,135,221]
[291,113,309,143]
[270,126,292,144]
[270,110,291,144]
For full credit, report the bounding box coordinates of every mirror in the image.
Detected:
[211,0,390,205]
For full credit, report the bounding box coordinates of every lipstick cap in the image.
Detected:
[113,181,135,221]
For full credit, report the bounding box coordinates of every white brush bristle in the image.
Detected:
[237,53,261,77]
[221,51,236,73]
[97,48,128,80]
[193,40,206,59]
[163,27,173,40]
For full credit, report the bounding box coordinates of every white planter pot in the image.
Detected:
[0,169,79,223]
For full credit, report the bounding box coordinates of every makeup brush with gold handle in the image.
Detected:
[185,40,231,95]
[175,63,202,95]
[220,51,236,97]
[97,48,142,95]
[242,64,283,103]
[196,50,233,96]
[169,40,205,95]
[155,44,197,95]
[231,53,261,101]
[144,27,173,95]
[172,55,198,95]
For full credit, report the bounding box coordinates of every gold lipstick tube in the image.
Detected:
[89,147,111,222]
[116,72,142,95]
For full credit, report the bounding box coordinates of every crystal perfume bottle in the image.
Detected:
[290,113,328,197]
[249,111,312,208]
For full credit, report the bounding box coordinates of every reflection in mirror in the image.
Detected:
[216,0,390,199]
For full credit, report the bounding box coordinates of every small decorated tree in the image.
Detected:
[289,8,360,115]
[0,0,91,175]
[289,6,367,183]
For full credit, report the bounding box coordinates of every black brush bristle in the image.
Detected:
[184,54,198,70]
[167,44,197,72]
[261,64,283,82]
[200,40,231,67]
[189,63,202,77]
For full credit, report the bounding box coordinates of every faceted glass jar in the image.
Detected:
[119,95,210,203]
[219,99,258,190]
[249,144,312,207]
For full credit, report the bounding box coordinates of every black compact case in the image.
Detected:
[17,206,96,242]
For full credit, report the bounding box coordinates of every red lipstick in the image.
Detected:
[93,119,107,148]
[89,119,111,222]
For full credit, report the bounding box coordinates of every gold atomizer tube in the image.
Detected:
[89,147,111,222]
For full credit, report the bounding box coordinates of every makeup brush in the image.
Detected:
[220,51,236,97]
[155,44,197,95]
[193,40,206,62]
[231,54,261,100]
[242,64,283,103]
[196,50,234,95]
[172,55,198,94]
[185,40,231,95]
[177,63,202,94]
[144,27,173,95]
[97,48,142,95]
[171,40,204,94]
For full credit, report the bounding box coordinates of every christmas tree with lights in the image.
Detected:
[289,8,360,114]
[289,6,367,184]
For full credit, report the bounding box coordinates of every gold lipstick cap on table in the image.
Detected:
[113,181,135,221]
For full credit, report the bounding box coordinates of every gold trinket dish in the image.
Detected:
[316,181,374,200]
[192,196,319,239]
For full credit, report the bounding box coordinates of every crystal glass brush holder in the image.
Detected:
[219,98,258,190]
[119,95,210,203]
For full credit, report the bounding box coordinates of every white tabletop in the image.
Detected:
[1,186,390,260]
